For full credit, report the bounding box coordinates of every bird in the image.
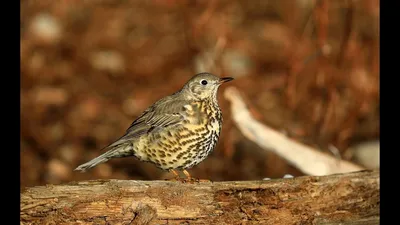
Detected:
[74,72,233,182]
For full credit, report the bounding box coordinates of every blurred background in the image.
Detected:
[20,0,379,188]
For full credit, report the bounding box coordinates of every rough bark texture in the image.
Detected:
[21,170,379,225]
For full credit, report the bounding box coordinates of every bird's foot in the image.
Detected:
[181,177,199,184]
[181,177,212,183]
[165,177,211,183]
[166,169,211,183]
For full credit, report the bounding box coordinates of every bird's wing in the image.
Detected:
[106,95,187,148]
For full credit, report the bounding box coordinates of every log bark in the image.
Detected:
[21,170,379,225]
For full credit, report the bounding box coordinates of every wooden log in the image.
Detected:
[21,170,379,225]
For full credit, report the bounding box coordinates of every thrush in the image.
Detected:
[74,72,233,181]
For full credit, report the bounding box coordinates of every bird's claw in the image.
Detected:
[166,177,211,183]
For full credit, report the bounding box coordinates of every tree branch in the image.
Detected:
[224,87,365,176]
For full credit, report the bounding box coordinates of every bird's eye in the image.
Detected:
[200,80,208,85]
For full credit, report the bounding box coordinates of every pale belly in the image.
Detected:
[134,119,221,170]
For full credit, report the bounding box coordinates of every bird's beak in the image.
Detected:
[219,77,234,84]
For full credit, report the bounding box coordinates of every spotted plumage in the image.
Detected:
[74,72,233,180]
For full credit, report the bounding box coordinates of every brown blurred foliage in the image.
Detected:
[20,0,379,188]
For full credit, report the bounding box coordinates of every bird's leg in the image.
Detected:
[182,169,196,183]
[168,169,182,181]
[167,169,190,183]
[182,169,192,180]
[171,169,179,178]
[167,169,211,183]
[183,169,212,183]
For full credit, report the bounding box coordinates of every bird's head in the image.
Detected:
[183,73,234,101]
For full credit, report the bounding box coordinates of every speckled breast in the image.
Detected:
[139,100,223,170]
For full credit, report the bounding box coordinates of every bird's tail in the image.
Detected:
[74,143,131,172]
